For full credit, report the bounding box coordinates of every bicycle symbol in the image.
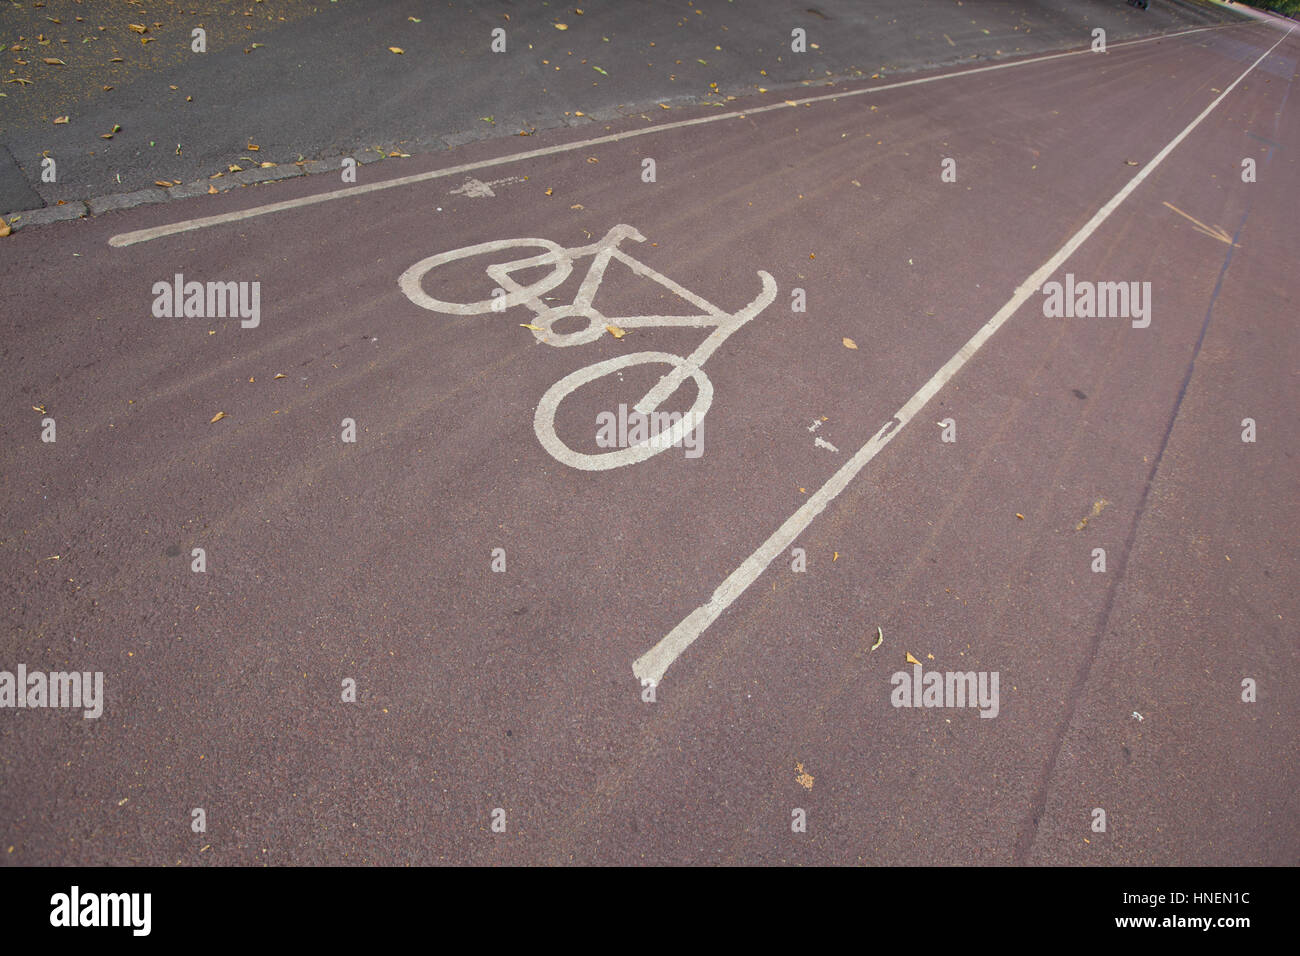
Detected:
[398,224,777,470]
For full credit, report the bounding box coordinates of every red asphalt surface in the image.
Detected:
[2,19,1297,865]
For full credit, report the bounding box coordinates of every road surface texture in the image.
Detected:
[1,2,1297,866]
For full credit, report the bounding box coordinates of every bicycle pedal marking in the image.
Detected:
[398,223,778,469]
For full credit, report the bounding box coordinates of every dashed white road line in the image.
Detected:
[107,24,1241,248]
[631,23,1294,686]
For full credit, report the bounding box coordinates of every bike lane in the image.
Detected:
[1,21,1294,864]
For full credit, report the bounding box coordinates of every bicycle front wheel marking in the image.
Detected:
[534,352,714,471]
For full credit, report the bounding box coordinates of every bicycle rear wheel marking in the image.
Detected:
[398,238,571,314]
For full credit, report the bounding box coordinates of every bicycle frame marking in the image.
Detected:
[399,224,777,470]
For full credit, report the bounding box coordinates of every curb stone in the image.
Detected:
[4,201,89,231]
[87,187,168,216]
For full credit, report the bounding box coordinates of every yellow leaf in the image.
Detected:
[389,46,405,54]
[520,324,544,331]
[905,652,921,666]
[1016,513,1025,520]
[128,24,147,34]
[42,57,66,65]
[228,165,242,172]
[260,162,276,168]
[247,143,259,151]
[0,218,9,238]
[53,115,69,124]
[544,187,553,196]
[273,373,286,379]
[606,325,628,338]
[207,185,218,194]
[209,412,226,423]
[842,337,858,349]
[554,23,569,30]
[154,180,172,188]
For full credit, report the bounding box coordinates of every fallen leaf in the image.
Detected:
[1015,513,1025,520]
[154,180,172,187]
[1075,498,1110,531]
[554,23,569,30]
[544,187,553,196]
[42,57,66,65]
[586,156,599,164]
[659,103,670,109]
[209,412,226,423]
[53,115,69,124]
[906,651,922,666]
[273,373,286,380]
[207,185,218,194]
[842,337,858,349]
[247,143,259,151]
[388,46,404,54]
[606,324,628,338]
[259,161,276,168]
[569,203,584,210]
[593,65,607,75]
[0,219,9,238]
[520,324,544,331]
[833,551,838,561]
[1124,159,1139,166]
[795,762,815,789]
[128,24,147,34]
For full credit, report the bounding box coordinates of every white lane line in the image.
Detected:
[631,24,1295,687]
[107,24,1241,248]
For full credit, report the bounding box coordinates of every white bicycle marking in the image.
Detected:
[400,223,777,470]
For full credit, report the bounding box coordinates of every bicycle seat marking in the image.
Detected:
[399,224,778,470]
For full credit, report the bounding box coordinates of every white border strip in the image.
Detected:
[631,23,1294,685]
[108,24,1239,248]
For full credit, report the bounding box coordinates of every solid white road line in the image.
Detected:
[107,24,1241,248]
[630,24,1295,686]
